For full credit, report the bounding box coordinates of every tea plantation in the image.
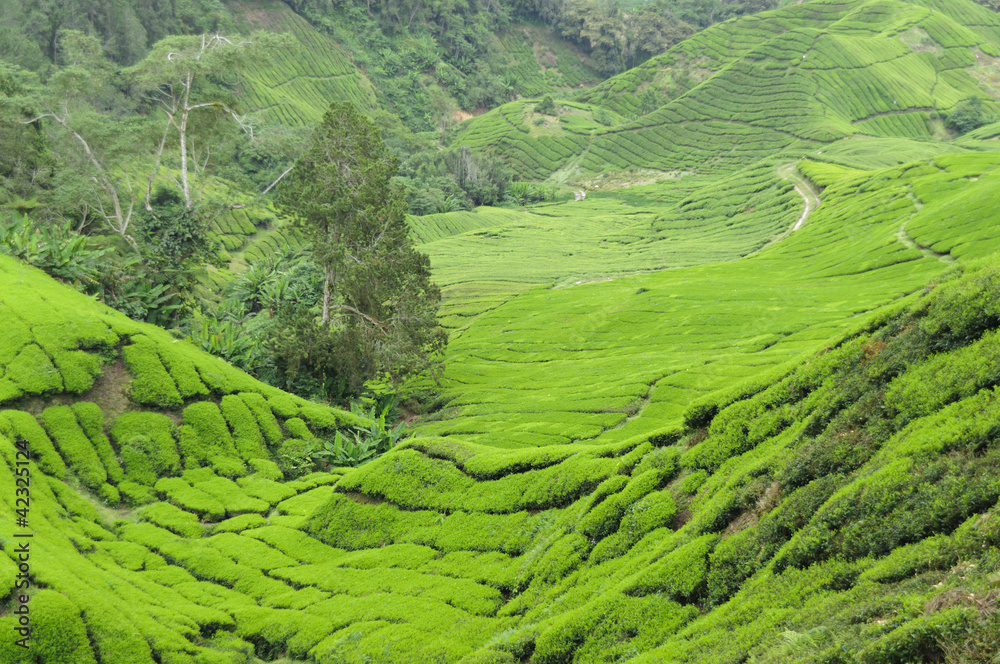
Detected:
[4,0,1000,662]
[454,0,1000,179]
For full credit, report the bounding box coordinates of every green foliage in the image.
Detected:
[7,343,63,394]
[72,401,124,484]
[40,405,107,489]
[860,607,976,664]
[0,212,109,286]
[118,479,159,506]
[153,476,224,520]
[139,500,207,538]
[4,3,1000,663]
[220,394,267,462]
[29,590,97,663]
[623,534,719,602]
[398,146,513,213]
[122,336,184,408]
[276,438,316,479]
[3,409,67,477]
[110,412,182,485]
[579,466,676,541]
[536,95,556,116]
[312,397,407,467]
[178,401,245,476]
[239,392,285,446]
[947,96,993,135]
[276,101,447,396]
[135,188,218,270]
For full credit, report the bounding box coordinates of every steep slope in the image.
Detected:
[0,255,391,663]
[309,154,1000,663]
[5,1,1000,663]
[4,151,1000,663]
[232,0,380,125]
[227,0,602,128]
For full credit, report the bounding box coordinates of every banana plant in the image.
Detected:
[315,395,407,467]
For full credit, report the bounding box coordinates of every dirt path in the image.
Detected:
[777,162,821,231]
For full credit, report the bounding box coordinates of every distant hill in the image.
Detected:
[451,0,1000,179]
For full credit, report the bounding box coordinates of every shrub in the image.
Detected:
[239,392,284,446]
[7,343,62,394]
[155,476,227,521]
[946,97,991,135]
[122,336,183,408]
[97,483,120,506]
[118,480,158,507]
[0,213,108,290]
[221,394,268,461]
[860,607,976,664]
[2,409,67,477]
[156,342,210,399]
[192,474,270,515]
[139,501,207,538]
[623,534,719,602]
[276,438,315,479]
[536,95,556,115]
[213,514,268,533]
[27,590,96,663]
[920,260,1000,349]
[40,405,106,489]
[578,469,670,541]
[178,401,243,473]
[247,458,283,481]
[110,412,181,485]
[858,535,958,584]
[283,417,314,440]
[72,402,124,483]
[237,475,297,505]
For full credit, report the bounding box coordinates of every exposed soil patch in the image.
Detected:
[673,507,693,529]
[79,357,133,419]
[15,356,134,417]
[341,491,391,506]
[400,406,421,425]
[723,480,782,538]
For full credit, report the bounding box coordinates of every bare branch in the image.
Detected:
[146,120,172,212]
[259,164,295,198]
[329,304,389,333]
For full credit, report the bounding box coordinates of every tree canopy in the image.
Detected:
[276,101,446,397]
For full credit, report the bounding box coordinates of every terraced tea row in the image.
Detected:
[412,160,805,330]
[453,0,1000,181]
[411,153,1000,451]
[232,1,378,125]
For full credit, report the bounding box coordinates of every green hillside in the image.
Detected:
[227,0,603,129]
[3,150,1000,663]
[231,1,380,125]
[451,0,1000,180]
[5,0,1000,662]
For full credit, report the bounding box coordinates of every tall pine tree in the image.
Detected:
[276,101,446,396]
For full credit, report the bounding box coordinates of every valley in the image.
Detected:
[1,1,1000,663]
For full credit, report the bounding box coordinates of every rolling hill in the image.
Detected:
[451,0,1000,180]
[3,0,1000,663]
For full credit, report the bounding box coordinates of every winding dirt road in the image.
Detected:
[777,162,821,231]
